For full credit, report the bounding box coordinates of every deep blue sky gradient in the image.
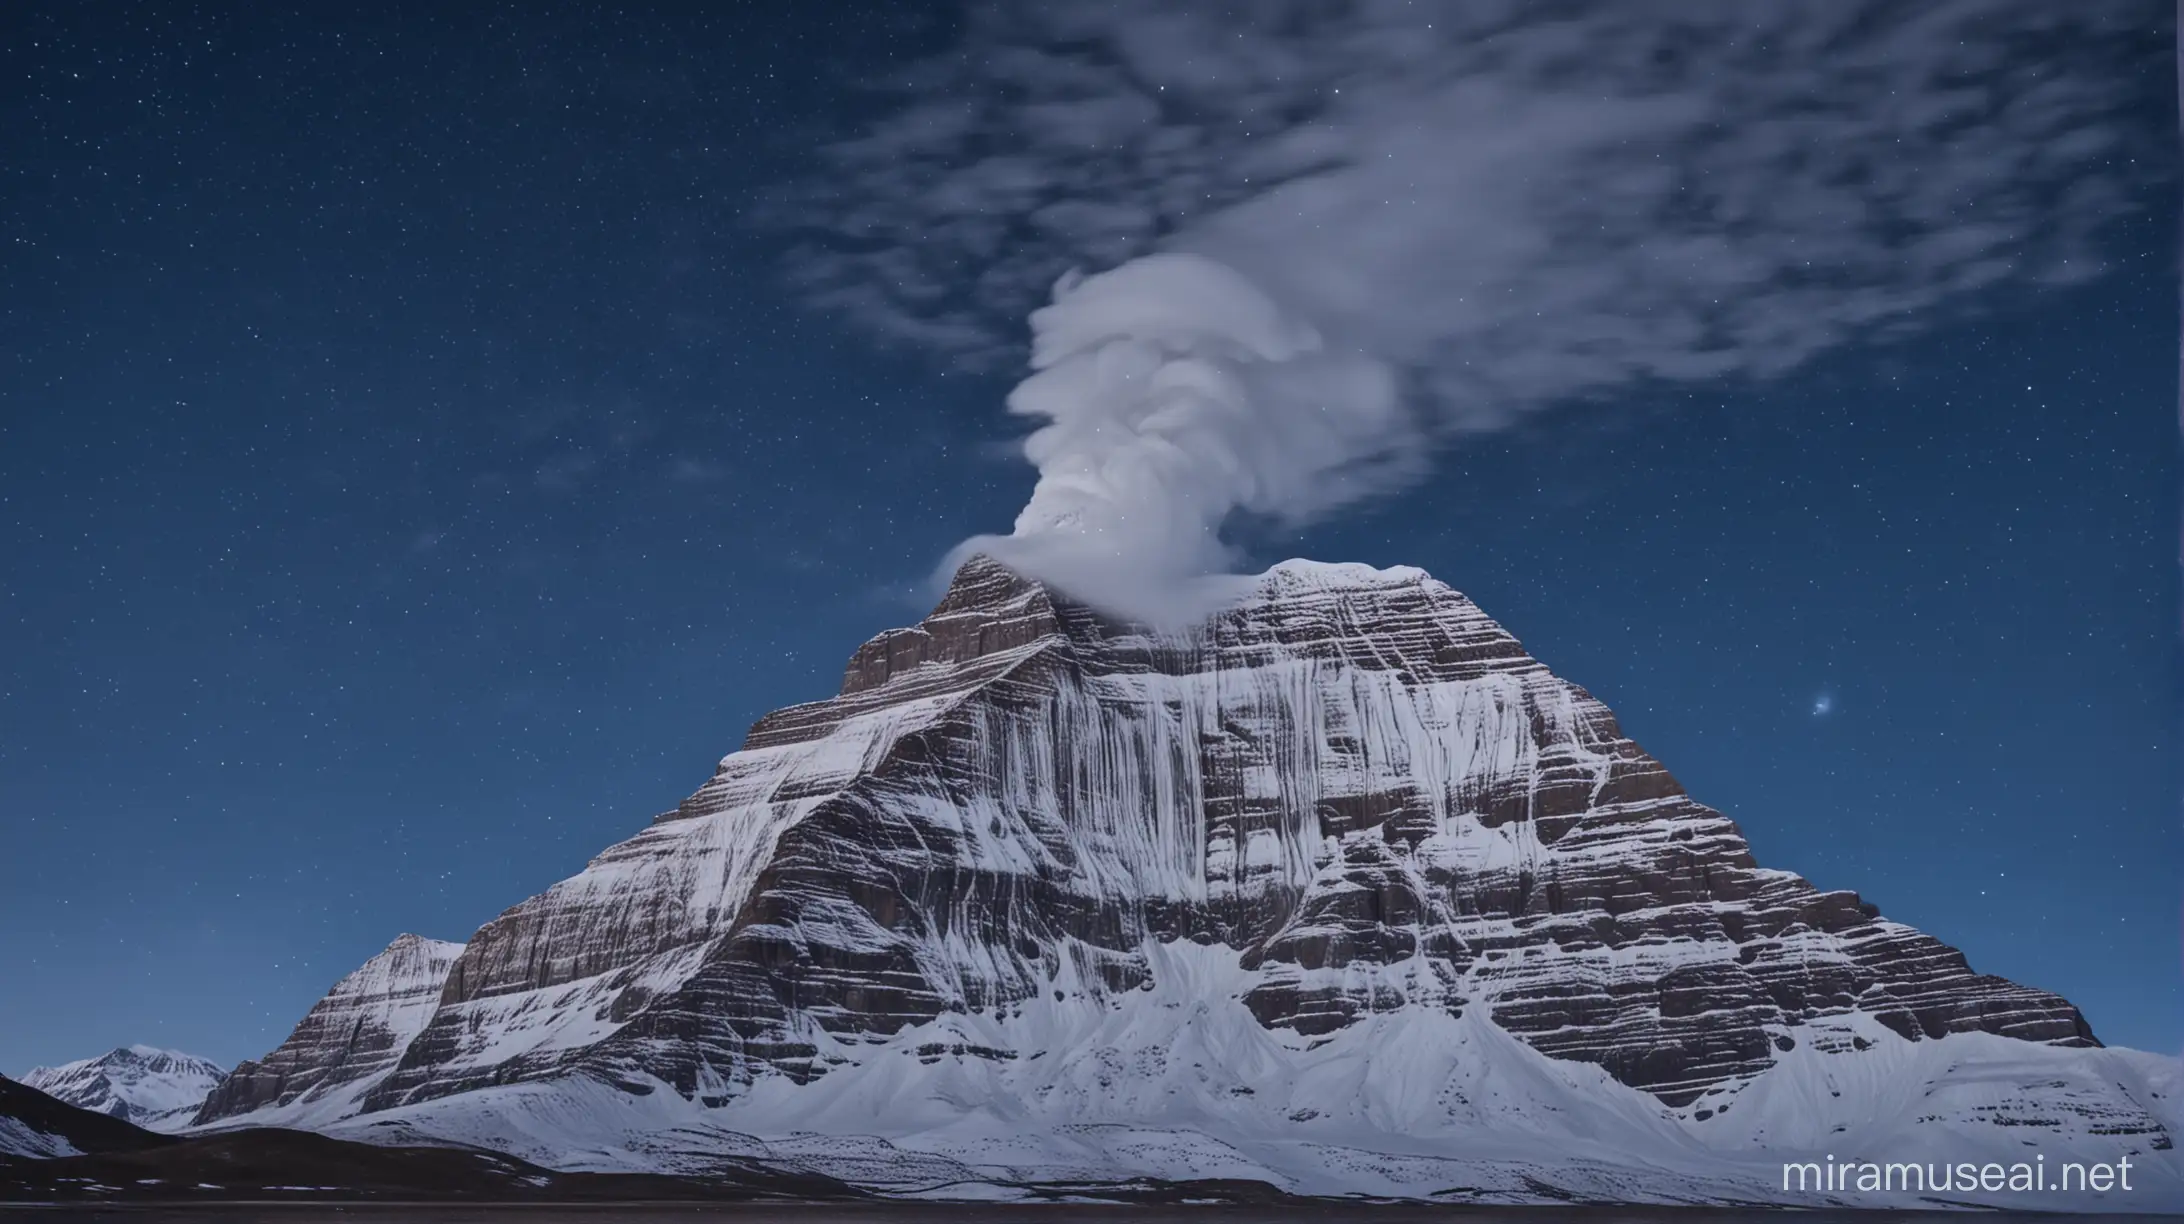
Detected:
[3,3,2178,1072]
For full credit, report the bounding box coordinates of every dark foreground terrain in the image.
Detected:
[0,1205,2156,1223]
[0,1105,1603,1209]
[0,1126,863,1205]
[0,1080,860,1205]
[14,1143,2164,1219]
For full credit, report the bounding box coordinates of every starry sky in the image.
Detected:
[3,3,2178,1075]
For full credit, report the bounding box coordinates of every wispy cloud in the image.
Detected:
[664,456,730,485]
[533,451,599,494]
[761,0,2167,618]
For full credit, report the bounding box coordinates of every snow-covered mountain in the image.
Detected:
[20,1047,226,1133]
[192,557,2183,1208]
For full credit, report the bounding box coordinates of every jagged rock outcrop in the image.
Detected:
[193,934,461,1124]
[209,557,2097,1124]
[20,1047,226,1133]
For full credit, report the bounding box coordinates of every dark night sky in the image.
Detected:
[3,3,2178,1074]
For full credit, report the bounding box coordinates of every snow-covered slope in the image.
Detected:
[19,1047,226,1133]
[316,950,2180,1208]
[196,557,2181,1208]
[0,1074,169,1159]
[191,933,463,1127]
[0,1078,83,1160]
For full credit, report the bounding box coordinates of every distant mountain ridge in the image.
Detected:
[20,1047,226,1133]
[184,557,2180,1208]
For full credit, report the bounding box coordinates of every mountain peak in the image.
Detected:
[1257,556,1430,587]
[189,559,2153,1203]
[937,552,1439,619]
[828,556,1515,730]
[383,932,461,955]
[192,933,466,1127]
[21,1046,227,1133]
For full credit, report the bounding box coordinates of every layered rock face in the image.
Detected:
[193,934,462,1124]
[20,1047,226,1133]
[211,557,2095,1127]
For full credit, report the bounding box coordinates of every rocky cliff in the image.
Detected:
[193,934,462,1125]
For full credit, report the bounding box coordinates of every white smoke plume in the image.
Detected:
[768,0,2167,621]
[947,253,1418,621]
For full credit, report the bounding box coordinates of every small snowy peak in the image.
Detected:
[349,933,466,996]
[20,1047,227,1133]
[829,556,1069,703]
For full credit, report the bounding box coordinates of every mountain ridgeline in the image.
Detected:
[21,1047,226,1133]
